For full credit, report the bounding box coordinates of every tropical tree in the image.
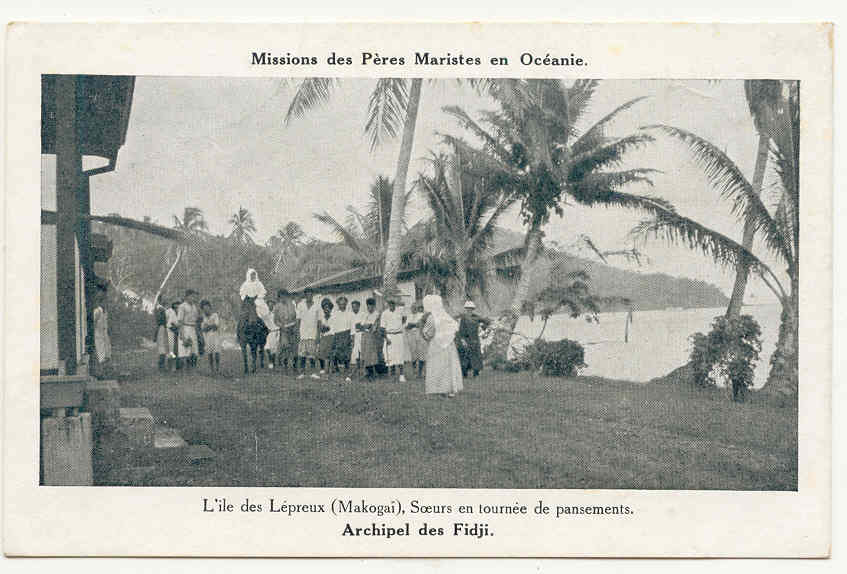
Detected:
[156,206,210,304]
[285,78,518,297]
[442,79,662,361]
[228,205,257,245]
[414,144,517,310]
[725,80,784,317]
[312,175,411,272]
[172,206,208,235]
[267,221,308,275]
[637,81,799,396]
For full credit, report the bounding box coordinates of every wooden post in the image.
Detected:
[78,175,94,356]
[55,75,81,375]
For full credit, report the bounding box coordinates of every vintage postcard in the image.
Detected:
[2,22,832,557]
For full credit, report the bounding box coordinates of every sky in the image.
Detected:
[42,77,786,303]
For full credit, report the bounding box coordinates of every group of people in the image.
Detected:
[153,288,222,373]
[150,267,489,398]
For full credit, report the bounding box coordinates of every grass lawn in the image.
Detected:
[103,348,797,490]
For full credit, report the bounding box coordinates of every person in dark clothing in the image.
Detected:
[457,300,489,377]
[153,298,169,370]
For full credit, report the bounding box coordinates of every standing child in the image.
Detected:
[200,300,221,373]
[405,301,426,379]
[380,293,407,383]
[177,289,200,370]
[92,284,112,378]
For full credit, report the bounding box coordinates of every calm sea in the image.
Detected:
[512,304,782,387]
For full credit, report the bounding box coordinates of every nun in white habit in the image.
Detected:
[239,268,270,319]
[421,294,463,397]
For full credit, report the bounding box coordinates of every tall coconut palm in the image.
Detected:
[725,80,785,317]
[638,82,799,396]
[443,79,661,360]
[161,206,209,301]
[414,143,517,311]
[285,77,518,297]
[228,206,257,245]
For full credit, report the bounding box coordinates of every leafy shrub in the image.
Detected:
[689,314,762,398]
[491,338,587,377]
[108,291,154,350]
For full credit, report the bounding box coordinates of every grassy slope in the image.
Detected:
[108,349,797,490]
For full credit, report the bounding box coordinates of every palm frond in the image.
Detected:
[566,79,600,129]
[566,135,656,182]
[442,105,513,163]
[312,211,374,260]
[364,78,409,151]
[643,124,792,265]
[571,96,649,156]
[285,78,338,124]
[630,206,786,301]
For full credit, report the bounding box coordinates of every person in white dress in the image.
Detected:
[92,284,111,377]
[421,294,463,397]
[262,299,280,369]
[295,288,321,379]
[200,299,221,373]
[166,301,179,370]
[239,268,270,319]
[380,293,407,383]
[349,299,363,374]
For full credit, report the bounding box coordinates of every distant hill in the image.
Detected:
[488,228,729,312]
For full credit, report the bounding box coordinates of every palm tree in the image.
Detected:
[637,81,799,396]
[155,206,209,304]
[172,206,208,235]
[228,206,257,245]
[267,221,308,274]
[313,175,412,272]
[443,80,661,360]
[286,77,515,297]
[725,80,784,317]
[414,143,517,311]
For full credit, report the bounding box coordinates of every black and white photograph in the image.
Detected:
[39,74,800,490]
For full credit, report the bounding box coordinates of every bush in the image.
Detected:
[108,292,154,350]
[689,314,762,399]
[492,338,587,377]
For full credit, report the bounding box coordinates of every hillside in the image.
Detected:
[488,228,729,312]
[97,221,728,322]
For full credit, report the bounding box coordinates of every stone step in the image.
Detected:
[154,425,188,449]
[118,407,154,449]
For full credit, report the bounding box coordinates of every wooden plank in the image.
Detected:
[40,381,86,409]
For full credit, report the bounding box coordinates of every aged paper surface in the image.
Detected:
[2,22,831,557]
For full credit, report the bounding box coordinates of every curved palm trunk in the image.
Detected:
[153,246,184,306]
[382,78,423,294]
[489,222,544,361]
[726,133,770,317]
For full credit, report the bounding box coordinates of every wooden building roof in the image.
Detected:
[41,75,135,170]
